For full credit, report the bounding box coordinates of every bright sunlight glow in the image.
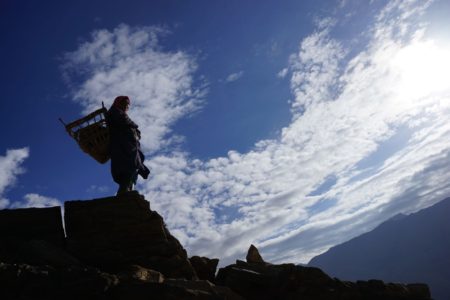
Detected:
[392,39,450,102]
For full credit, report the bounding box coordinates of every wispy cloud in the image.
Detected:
[10,193,62,209]
[63,24,205,154]
[0,148,61,210]
[338,0,348,8]
[86,185,110,194]
[0,148,29,208]
[277,68,288,79]
[68,0,450,267]
[0,199,9,210]
[225,71,244,83]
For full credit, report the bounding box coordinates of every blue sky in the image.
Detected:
[1,0,450,266]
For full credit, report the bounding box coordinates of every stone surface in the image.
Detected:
[15,239,80,267]
[216,258,432,300]
[0,206,67,267]
[246,244,265,264]
[116,264,164,283]
[0,206,64,246]
[0,262,118,300]
[0,261,242,300]
[64,191,197,279]
[165,278,244,300]
[190,256,219,282]
[109,281,220,300]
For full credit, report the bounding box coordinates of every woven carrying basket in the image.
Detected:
[62,106,110,164]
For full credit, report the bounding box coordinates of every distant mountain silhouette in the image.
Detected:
[309,197,450,300]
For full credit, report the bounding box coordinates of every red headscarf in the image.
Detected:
[112,96,130,112]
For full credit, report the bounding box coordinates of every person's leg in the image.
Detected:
[117,170,139,195]
[127,169,139,191]
[117,182,129,195]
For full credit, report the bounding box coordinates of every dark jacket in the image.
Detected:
[106,106,150,184]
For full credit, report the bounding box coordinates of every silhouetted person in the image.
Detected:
[106,96,150,195]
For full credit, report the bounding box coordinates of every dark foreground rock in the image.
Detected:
[0,206,66,264]
[0,192,433,299]
[0,262,118,300]
[0,206,64,247]
[190,256,220,283]
[0,262,241,300]
[216,245,432,300]
[64,191,196,279]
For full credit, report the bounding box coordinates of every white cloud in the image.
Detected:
[10,193,62,209]
[313,17,337,30]
[87,185,110,194]
[63,24,205,154]
[225,71,244,83]
[277,68,289,79]
[0,149,62,211]
[0,148,30,208]
[0,198,9,209]
[68,0,450,267]
[338,0,348,8]
[289,27,346,115]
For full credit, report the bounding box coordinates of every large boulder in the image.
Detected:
[190,256,219,282]
[0,206,66,264]
[116,264,165,284]
[0,206,64,246]
[0,260,243,300]
[246,244,265,264]
[64,191,197,279]
[0,262,118,300]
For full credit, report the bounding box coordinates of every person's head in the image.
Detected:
[112,96,130,112]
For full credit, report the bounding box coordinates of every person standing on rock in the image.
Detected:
[106,96,150,195]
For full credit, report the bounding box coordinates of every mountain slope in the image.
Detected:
[309,197,450,300]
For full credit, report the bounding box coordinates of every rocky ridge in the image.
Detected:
[0,192,432,299]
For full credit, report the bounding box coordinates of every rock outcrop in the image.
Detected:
[0,192,433,299]
[216,245,431,300]
[0,206,67,265]
[245,244,265,264]
[64,191,195,279]
[190,256,219,283]
[0,206,64,247]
